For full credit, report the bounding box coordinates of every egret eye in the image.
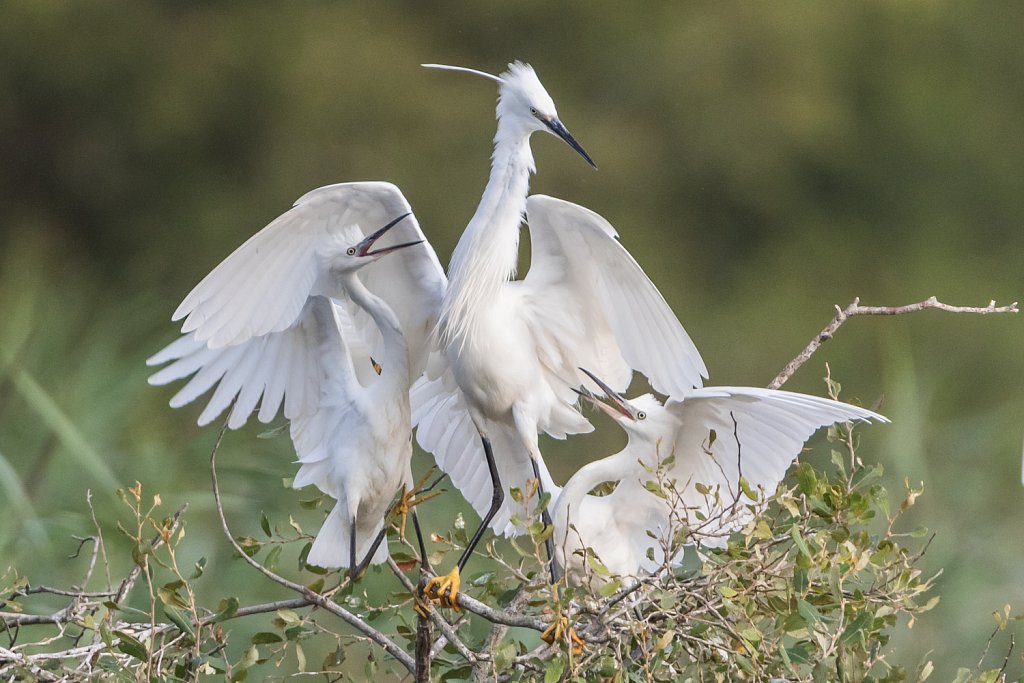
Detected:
[346,247,357,256]
[529,106,539,116]
[636,411,647,420]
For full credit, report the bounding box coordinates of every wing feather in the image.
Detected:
[151,181,445,429]
[663,387,887,540]
[523,195,707,397]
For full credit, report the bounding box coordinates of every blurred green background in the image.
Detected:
[2,0,1022,678]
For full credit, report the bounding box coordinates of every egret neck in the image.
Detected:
[439,129,534,348]
[339,270,411,392]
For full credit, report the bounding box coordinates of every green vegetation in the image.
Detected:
[1,2,1022,679]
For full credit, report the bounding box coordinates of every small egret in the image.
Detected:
[414,62,708,606]
[148,184,446,575]
[552,370,889,590]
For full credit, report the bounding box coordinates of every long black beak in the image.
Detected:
[356,213,423,257]
[544,118,597,169]
[574,367,634,420]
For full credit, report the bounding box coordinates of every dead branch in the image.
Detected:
[769,296,1017,389]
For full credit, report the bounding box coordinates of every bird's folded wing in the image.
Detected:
[663,387,888,541]
[522,195,707,397]
[289,298,370,491]
[411,374,555,536]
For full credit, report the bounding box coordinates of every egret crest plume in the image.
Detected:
[421,63,504,83]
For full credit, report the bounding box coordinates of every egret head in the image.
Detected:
[575,368,672,443]
[422,61,596,168]
[339,213,422,270]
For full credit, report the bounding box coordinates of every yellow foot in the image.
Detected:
[390,473,444,540]
[541,616,585,656]
[413,589,434,619]
[421,566,461,611]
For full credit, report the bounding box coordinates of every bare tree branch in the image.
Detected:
[769,296,1017,389]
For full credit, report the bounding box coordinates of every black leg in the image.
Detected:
[531,458,558,584]
[412,510,430,573]
[350,522,390,581]
[456,435,504,572]
[349,518,358,579]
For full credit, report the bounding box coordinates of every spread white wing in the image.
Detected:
[661,387,888,544]
[148,181,446,429]
[521,195,707,397]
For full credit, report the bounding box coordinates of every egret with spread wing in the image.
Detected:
[553,370,888,590]
[148,184,446,576]
[414,62,708,606]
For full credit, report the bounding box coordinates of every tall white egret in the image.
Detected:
[148,184,447,575]
[414,62,708,606]
[551,370,888,589]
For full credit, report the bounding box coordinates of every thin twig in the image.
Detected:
[113,503,188,605]
[769,296,1017,389]
[209,423,416,675]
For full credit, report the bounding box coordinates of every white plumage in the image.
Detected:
[148,185,446,572]
[414,63,707,558]
[553,378,889,590]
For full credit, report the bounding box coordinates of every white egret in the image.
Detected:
[414,62,708,606]
[553,370,888,590]
[148,184,446,575]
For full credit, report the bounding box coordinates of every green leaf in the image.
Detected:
[738,476,757,501]
[157,584,188,608]
[787,642,812,664]
[276,608,302,625]
[323,645,346,670]
[840,611,873,645]
[545,655,566,683]
[114,630,148,661]
[235,536,261,557]
[191,556,206,579]
[260,511,272,537]
[599,577,621,598]
[798,462,818,496]
[264,545,282,571]
[793,567,808,594]
[797,598,821,625]
[163,605,194,636]
[210,597,239,623]
[587,554,611,577]
[251,632,283,645]
[790,524,812,559]
[493,642,516,670]
[298,496,323,510]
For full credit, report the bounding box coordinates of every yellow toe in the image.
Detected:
[421,566,462,611]
[542,616,584,655]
